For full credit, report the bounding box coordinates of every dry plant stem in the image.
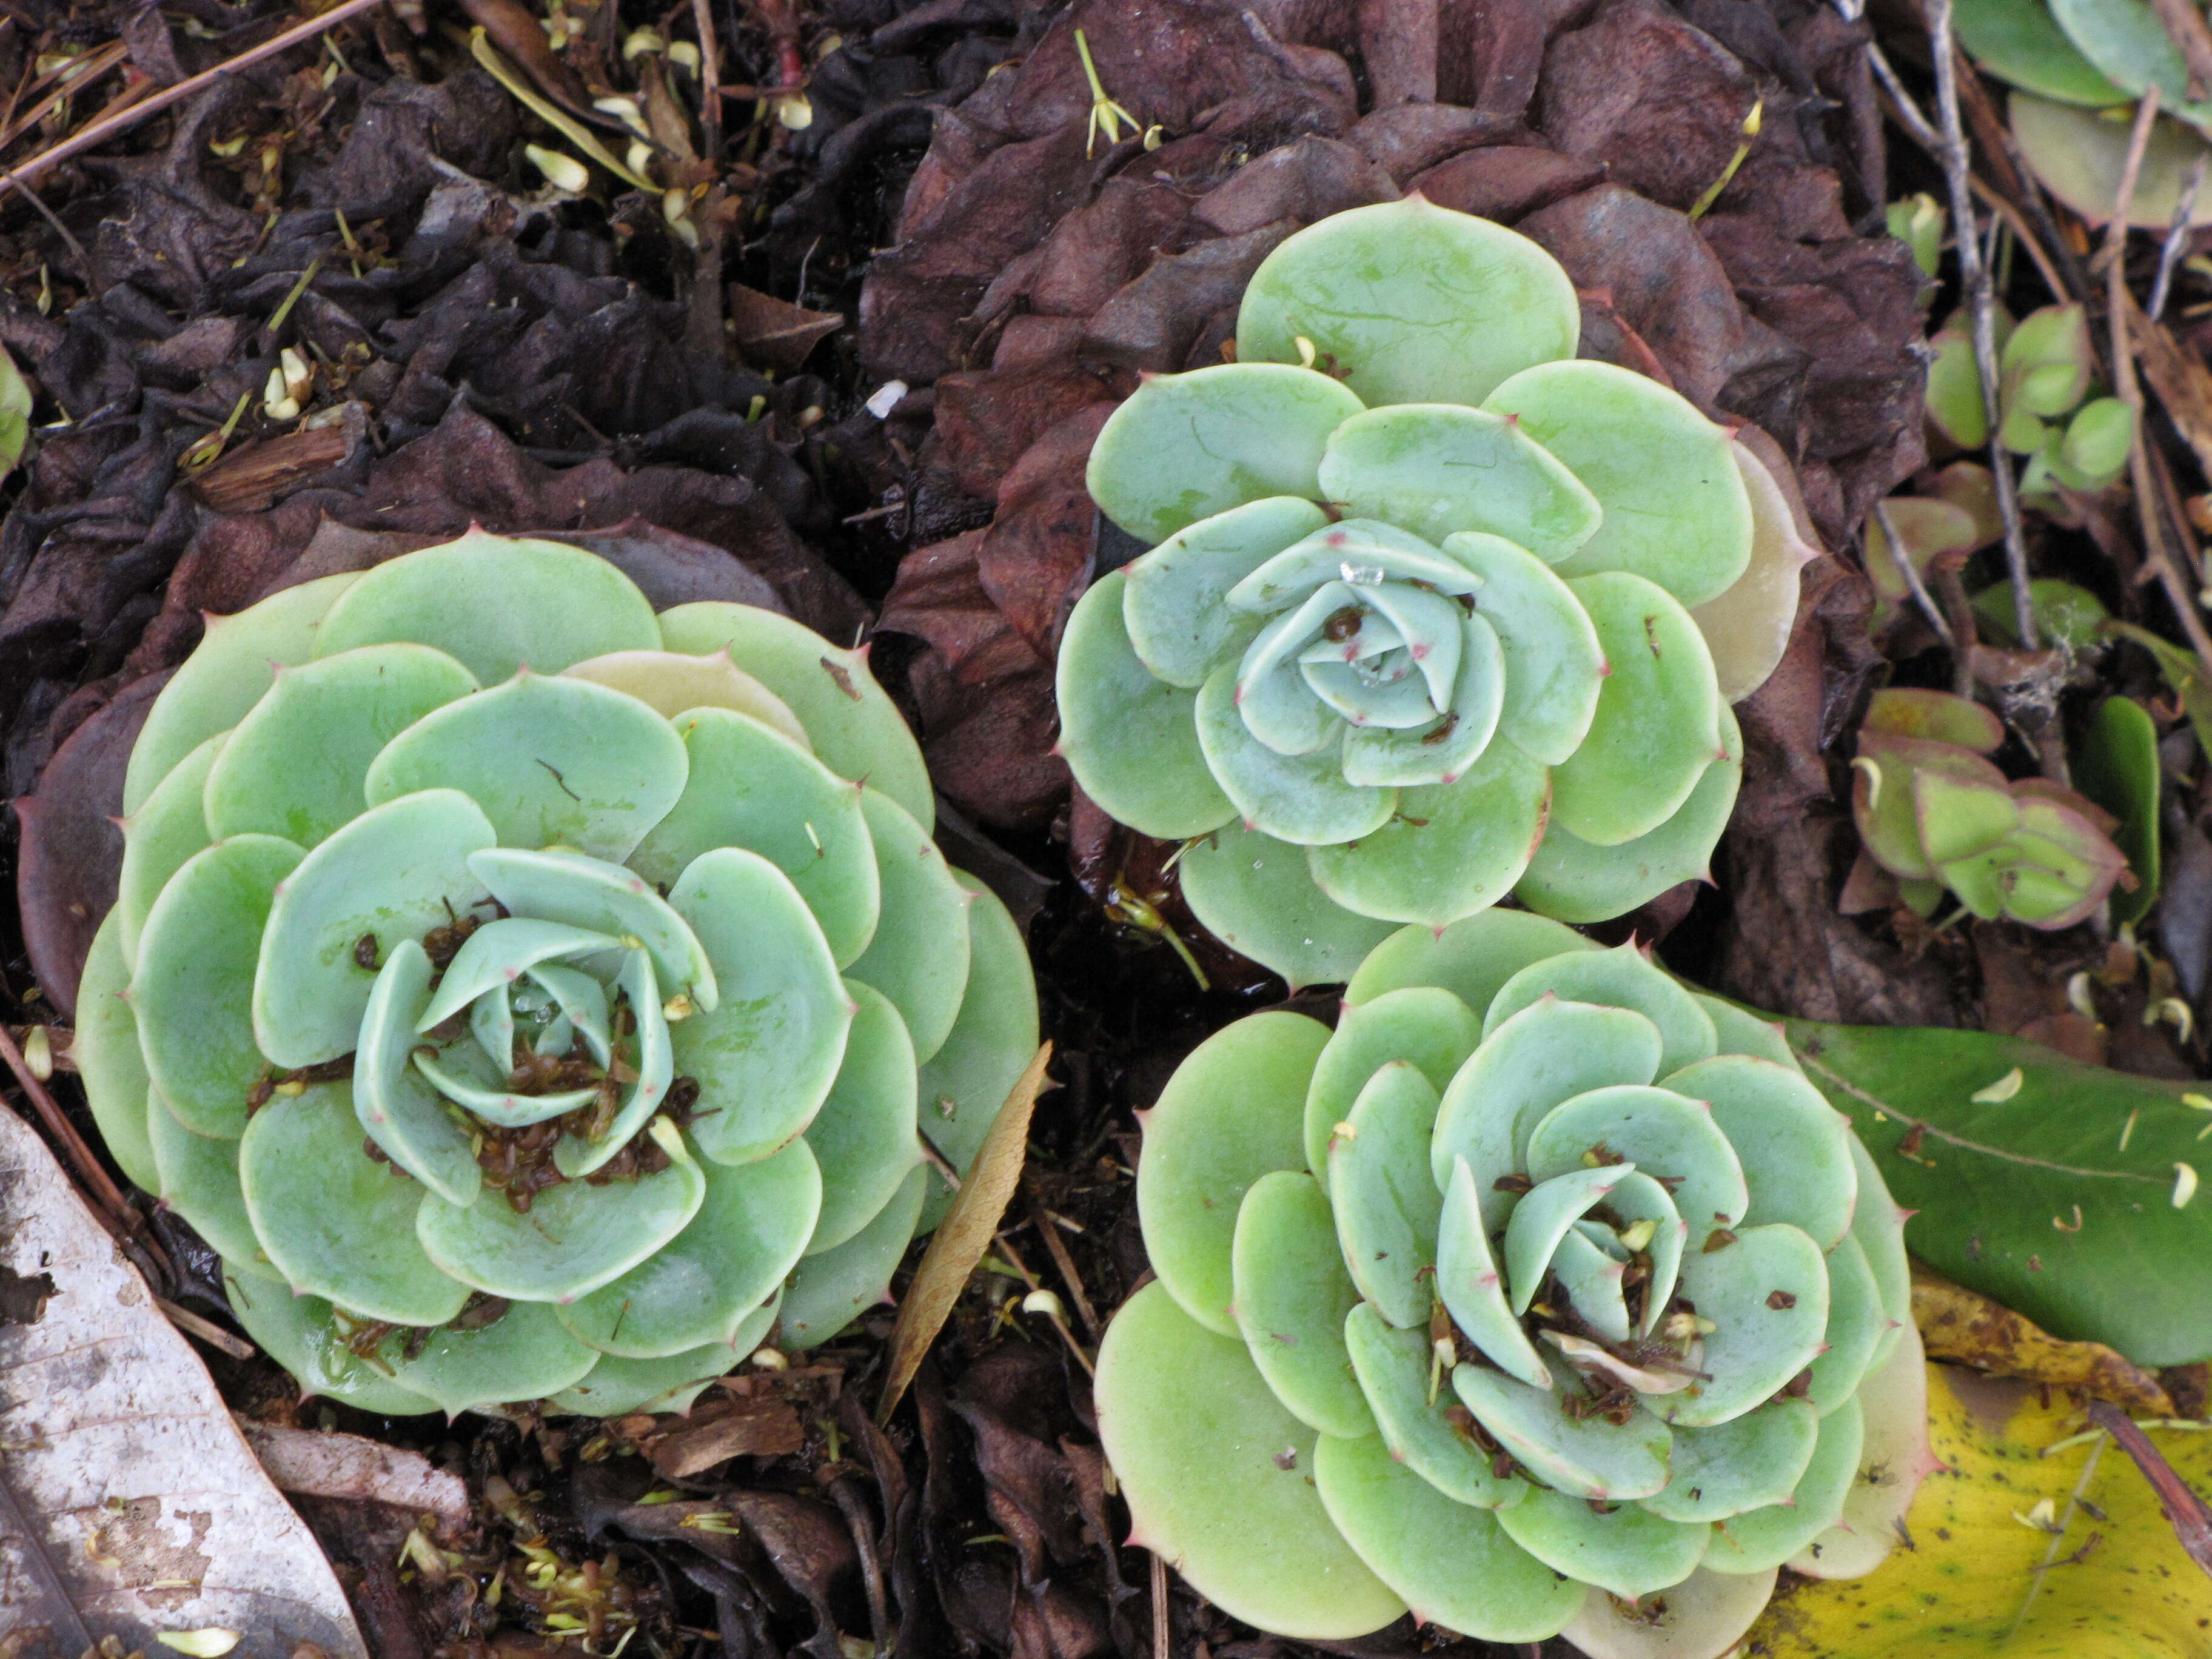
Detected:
[691,0,722,159]
[156,1295,256,1361]
[2085,1399,2212,1576]
[1951,41,2096,304]
[1873,497,1959,647]
[1972,172,2070,305]
[0,1022,148,1259]
[1150,1549,1170,1659]
[2150,0,2212,101]
[1931,551,1984,697]
[2150,155,2208,320]
[1927,0,2041,648]
[992,1227,1096,1376]
[1024,1184,1101,1340]
[0,0,391,203]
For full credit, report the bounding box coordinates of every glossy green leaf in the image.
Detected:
[1788,1018,2212,1364]
[558,1137,819,1356]
[1232,1171,1374,1438]
[1139,1010,1329,1335]
[1086,364,1365,546]
[655,603,934,830]
[1094,1282,1406,1639]
[630,706,879,967]
[1551,572,1724,845]
[253,789,498,1068]
[1313,1431,1582,1641]
[1056,572,1237,840]
[313,529,661,682]
[1318,403,1601,556]
[135,834,303,1136]
[1956,0,2129,104]
[206,645,478,847]
[124,573,361,816]
[1237,198,1579,407]
[239,1081,469,1327]
[2073,694,2160,924]
[1485,360,1752,607]
[1177,823,1398,991]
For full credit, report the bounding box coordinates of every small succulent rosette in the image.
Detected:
[72,532,1037,1418]
[1057,198,1817,987]
[1845,688,2128,929]
[1096,912,1929,1659]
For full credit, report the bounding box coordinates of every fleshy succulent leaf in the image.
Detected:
[116,732,223,967]
[1236,198,1580,407]
[1484,361,1752,607]
[795,982,920,1255]
[1304,986,1483,1189]
[1451,1363,1672,1501]
[1641,1397,1820,1523]
[1495,1486,1711,1602]
[1486,944,1718,1076]
[1233,1171,1376,1438]
[779,1165,927,1349]
[1318,403,1602,556]
[1085,364,1367,546]
[1662,1056,1857,1249]
[1307,739,1549,925]
[73,911,159,1193]
[1442,530,1605,765]
[1329,1061,1446,1328]
[1342,1301,1530,1504]
[1176,823,1398,991]
[1122,497,1332,686]
[1436,1155,1553,1388]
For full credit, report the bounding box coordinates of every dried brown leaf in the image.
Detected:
[877,1044,1054,1422]
[645,1394,805,1478]
[232,1416,471,1527]
[1912,1264,2174,1413]
[726,284,844,377]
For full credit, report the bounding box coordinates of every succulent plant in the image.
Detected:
[1844,688,2129,929]
[1057,198,1813,987]
[1925,302,2136,506]
[70,531,1038,1417]
[1095,910,1928,1658]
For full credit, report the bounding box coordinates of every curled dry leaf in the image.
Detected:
[230,1417,472,1529]
[878,1043,1054,1422]
[1911,1266,2175,1413]
[0,1106,366,1657]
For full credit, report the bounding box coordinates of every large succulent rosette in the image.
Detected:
[1059,199,1818,987]
[72,532,1037,1417]
[1096,912,1929,1659]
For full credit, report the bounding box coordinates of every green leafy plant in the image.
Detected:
[1845,688,2130,928]
[1057,198,1813,987]
[1925,303,2137,504]
[1095,910,1925,1657]
[71,531,1039,1418]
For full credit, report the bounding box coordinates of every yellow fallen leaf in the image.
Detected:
[1749,1363,2212,1657]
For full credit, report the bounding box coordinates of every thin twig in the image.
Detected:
[1025,1184,1100,1341]
[1866,39,1942,152]
[156,1295,256,1361]
[0,1024,142,1250]
[0,0,390,205]
[1150,1550,1170,1659]
[689,0,722,158]
[1927,0,2041,649]
[2086,1400,2212,1577]
[2007,1430,2107,1640]
[1873,498,1958,646]
[2150,155,2208,321]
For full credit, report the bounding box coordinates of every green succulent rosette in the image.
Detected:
[1095,911,1929,1659]
[72,532,1037,1418]
[1058,198,1816,988]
